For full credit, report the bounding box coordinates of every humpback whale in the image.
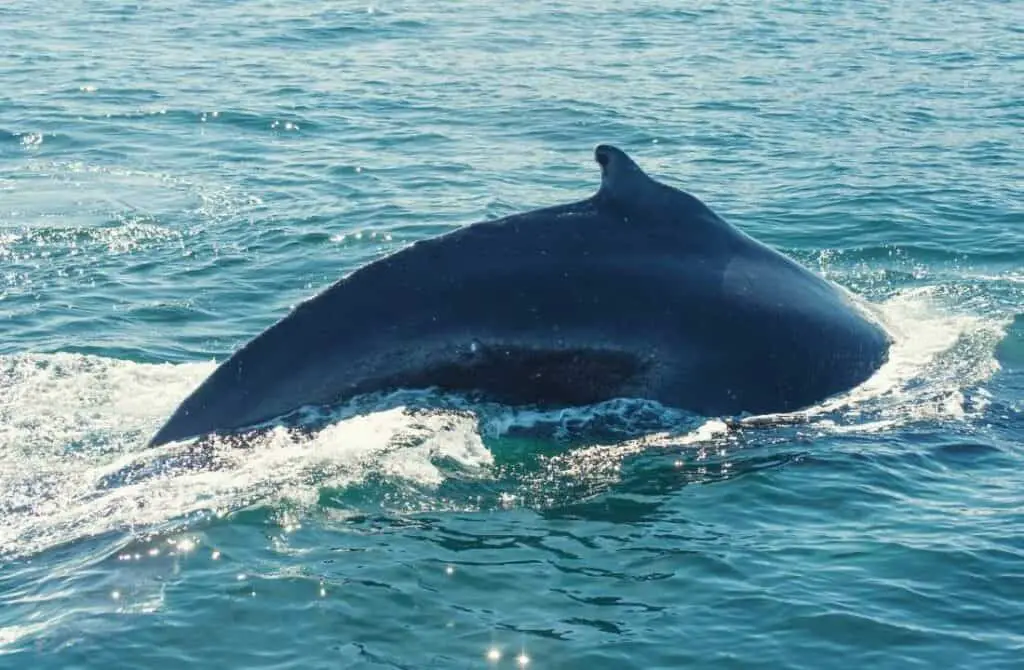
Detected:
[149,145,890,447]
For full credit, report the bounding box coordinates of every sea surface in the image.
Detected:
[1,1,1022,668]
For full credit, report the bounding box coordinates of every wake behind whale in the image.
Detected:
[148,145,891,448]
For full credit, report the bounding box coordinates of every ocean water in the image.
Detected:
[1,0,1022,667]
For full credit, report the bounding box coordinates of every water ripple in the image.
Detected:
[1,0,1022,667]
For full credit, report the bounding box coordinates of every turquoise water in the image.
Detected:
[2,0,1022,667]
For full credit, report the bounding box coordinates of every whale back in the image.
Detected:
[147,146,890,447]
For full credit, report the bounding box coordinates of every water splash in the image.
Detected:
[0,273,1009,558]
[0,353,492,559]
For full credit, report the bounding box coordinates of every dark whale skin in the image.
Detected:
[148,145,890,447]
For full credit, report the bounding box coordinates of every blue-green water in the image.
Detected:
[2,0,1022,667]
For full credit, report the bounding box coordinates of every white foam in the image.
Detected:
[0,354,492,559]
[805,285,1005,424]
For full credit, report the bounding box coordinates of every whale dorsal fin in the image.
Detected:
[592,144,726,236]
[594,144,651,199]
